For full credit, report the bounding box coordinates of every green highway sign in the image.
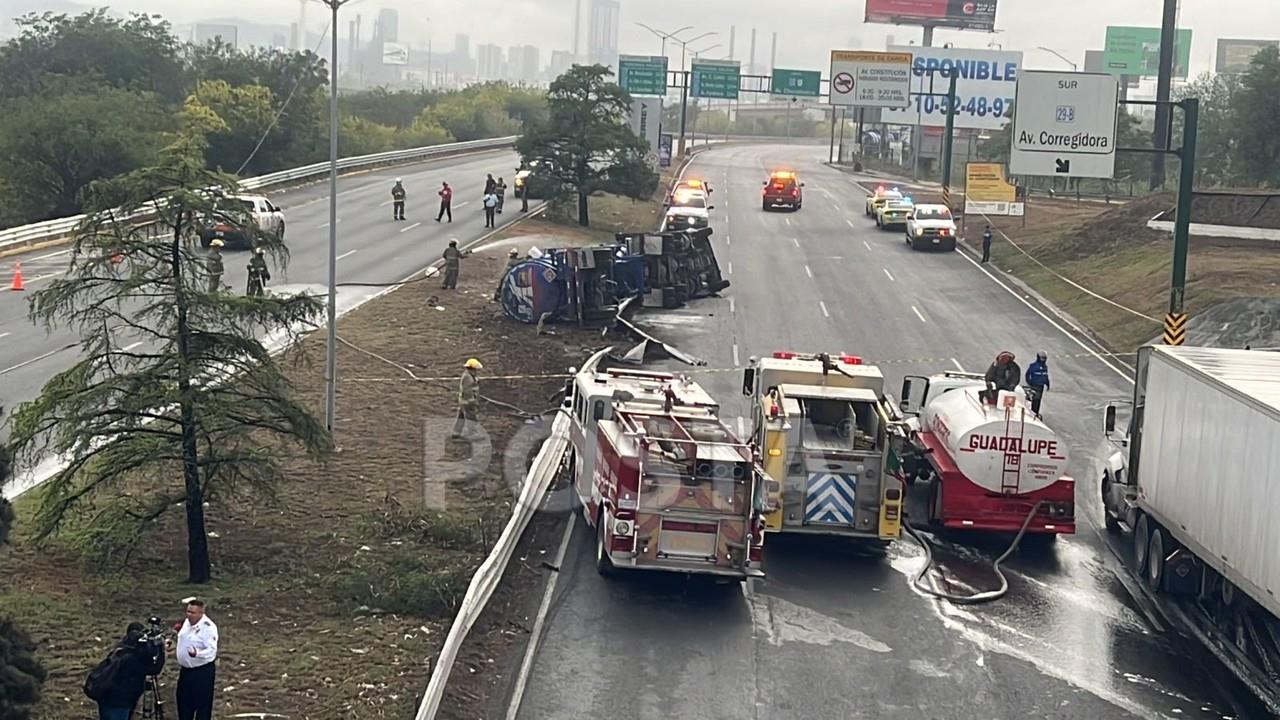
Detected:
[618,54,668,96]
[1103,26,1193,78]
[770,68,821,98]
[691,59,741,99]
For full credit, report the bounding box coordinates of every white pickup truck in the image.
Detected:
[905,204,957,252]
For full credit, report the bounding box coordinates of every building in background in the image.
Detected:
[506,44,541,84]
[376,8,398,44]
[549,49,575,79]
[588,0,619,68]
[477,43,505,80]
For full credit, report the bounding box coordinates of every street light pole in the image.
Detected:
[675,31,717,155]
[319,0,349,435]
[1035,46,1078,71]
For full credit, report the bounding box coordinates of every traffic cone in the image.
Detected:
[9,261,24,291]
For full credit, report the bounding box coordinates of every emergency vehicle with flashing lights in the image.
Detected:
[895,371,1076,536]
[875,197,914,230]
[661,184,714,231]
[904,203,958,252]
[565,364,766,580]
[762,171,804,212]
[864,185,903,217]
[741,351,905,542]
[669,178,712,204]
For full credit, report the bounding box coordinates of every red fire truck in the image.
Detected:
[565,365,766,579]
[897,371,1075,535]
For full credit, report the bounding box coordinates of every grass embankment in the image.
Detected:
[0,245,600,719]
[981,193,1280,351]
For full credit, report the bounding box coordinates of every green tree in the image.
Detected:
[0,406,49,720]
[339,115,398,156]
[185,79,278,173]
[0,88,168,220]
[7,136,330,583]
[1174,72,1242,186]
[341,87,441,128]
[517,64,658,226]
[421,83,524,141]
[0,10,184,101]
[1229,45,1280,187]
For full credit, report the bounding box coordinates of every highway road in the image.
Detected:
[0,148,524,473]
[509,144,1271,719]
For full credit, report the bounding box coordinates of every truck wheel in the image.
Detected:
[1133,513,1151,577]
[1146,525,1167,592]
[1101,476,1120,532]
[595,512,615,577]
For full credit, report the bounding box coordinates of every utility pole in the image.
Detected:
[1151,0,1177,190]
[320,0,350,434]
[770,32,777,76]
[940,73,958,208]
[1169,98,1197,323]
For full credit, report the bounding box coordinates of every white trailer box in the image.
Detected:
[1136,345,1280,619]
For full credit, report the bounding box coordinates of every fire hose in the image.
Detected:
[902,499,1045,605]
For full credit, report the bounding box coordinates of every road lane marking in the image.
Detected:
[318,219,342,228]
[912,305,927,323]
[504,513,576,720]
[951,358,964,372]
[121,341,144,352]
[727,261,733,275]
[336,250,358,261]
[379,199,393,207]
[863,241,872,251]
[846,219,855,228]
[804,265,813,278]
[399,221,422,233]
[454,201,471,209]
[883,268,895,282]
[785,217,791,226]
[733,343,740,367]
[792,238,799,248]
[0,347,67,376]
[726,235,731,247]
[729,297,735,313]
[819,301,830,318]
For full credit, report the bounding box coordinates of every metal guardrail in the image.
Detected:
[0,135,517,254]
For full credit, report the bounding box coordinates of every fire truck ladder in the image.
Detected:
[999,402,1026,495]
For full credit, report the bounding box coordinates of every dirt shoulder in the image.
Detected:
[0,236,602,719]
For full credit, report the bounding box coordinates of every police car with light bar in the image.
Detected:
[865,185,903,217]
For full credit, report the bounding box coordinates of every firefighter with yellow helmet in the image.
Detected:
[452,358,483,438]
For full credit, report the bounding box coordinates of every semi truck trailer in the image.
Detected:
[1102,345,1280,710]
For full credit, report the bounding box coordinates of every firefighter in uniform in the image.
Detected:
[493,248,521,301]
[206,239,225,293]
[981,351,1021,405]
[391,178,407,221]
[246,247,271,297]
[441,240,464,289]
[452,358,482,438]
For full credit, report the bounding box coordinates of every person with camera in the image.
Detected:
[175,599,219,720]
[85,621,166,720]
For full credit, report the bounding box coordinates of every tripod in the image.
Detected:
[139,675,166,720]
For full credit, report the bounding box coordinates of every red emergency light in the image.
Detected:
[772,351,797,359]
[839,354,863,365]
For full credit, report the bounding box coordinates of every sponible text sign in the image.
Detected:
[829,50,912,108]
[881,46,1021,130]
[1009,70,1119,179]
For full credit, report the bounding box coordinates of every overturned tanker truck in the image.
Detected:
[497,227,729,326]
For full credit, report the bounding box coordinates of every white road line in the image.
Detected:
[728,297,735,313]
[819,301,830,318]
[727,261,733,275]
[832,202,842,212]
[863,241,872,251]
[399,221,422,233]
[804,265,813,278]
[336,249,358,261]
[504,515,576,720]
[0,347,66,376]
[454,201,471,209]
[726,235,731,247]
[121,341,144,352]
[791,238,800,248]
[732,343,741,367]
[846,219,856,228]
[912,305,927,323]
[379,199,393,207]
[883,268,895,282]
[785,217,792,226]
[951,358,965,372]
[30,249,71,262]
[0,332,9,340]
[318,219,342,228]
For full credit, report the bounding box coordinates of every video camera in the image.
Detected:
[137,616,169,644]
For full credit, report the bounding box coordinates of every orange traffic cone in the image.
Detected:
[9,261,24,291]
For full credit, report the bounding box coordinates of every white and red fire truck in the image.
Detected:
[897,371,1075,535]
[565,364,766,579]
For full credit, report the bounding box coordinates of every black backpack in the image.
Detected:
[83,647,128,701]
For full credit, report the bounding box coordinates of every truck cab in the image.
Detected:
[742,352,904,541]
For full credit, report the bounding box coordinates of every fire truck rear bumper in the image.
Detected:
[941,517,1075,534]
[610,554,764,579]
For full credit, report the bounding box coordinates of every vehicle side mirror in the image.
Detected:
[800,182,806,187]
[1104,404,1117,435]
[742,367,755,397]
[708,205,716,210]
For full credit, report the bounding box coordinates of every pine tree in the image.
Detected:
[0,406,47,720]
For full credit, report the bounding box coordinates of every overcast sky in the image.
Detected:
[10,0,1280,79]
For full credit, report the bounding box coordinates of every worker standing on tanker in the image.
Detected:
[391,178,407,221]
[452,358,482,438]
[1024,351,1051,415]
[982,351,1020,405]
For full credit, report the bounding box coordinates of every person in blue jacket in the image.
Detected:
[1024,351,1051,414]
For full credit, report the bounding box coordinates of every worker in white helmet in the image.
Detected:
[205,239,225,293]
[452,358,483,438]
[391,178,406,221]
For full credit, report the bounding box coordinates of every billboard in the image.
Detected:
[1102,26,1192,78]
[965,163,1021,215]
[628,97,662,167]
[881,45,1022,130]
[1216,39,1278,74]
[865,0,998,32]
[382,42,409,66]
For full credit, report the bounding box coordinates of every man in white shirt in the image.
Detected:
[175,599,218,720]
